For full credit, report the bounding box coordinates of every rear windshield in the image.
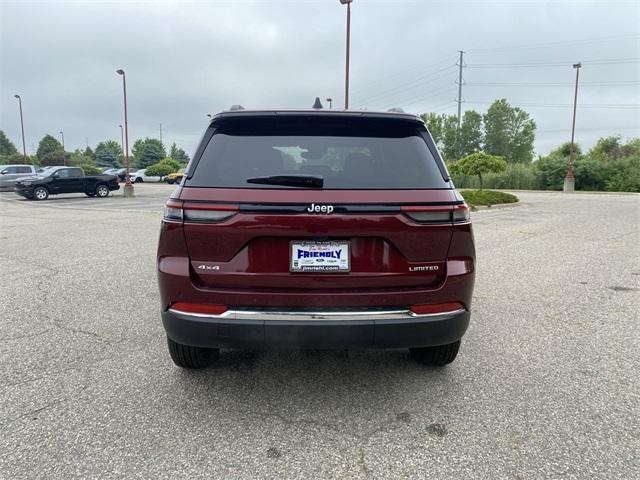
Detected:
[187,116,450,189]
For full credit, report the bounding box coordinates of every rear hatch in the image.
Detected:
[176,113,464,293]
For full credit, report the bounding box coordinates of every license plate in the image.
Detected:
[290,241,350,272]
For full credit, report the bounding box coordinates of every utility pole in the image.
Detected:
[564,62,582,192]
[14,95,27,161]
[456,50,464,129]
[159,123,163,145]
[340,0,353,110]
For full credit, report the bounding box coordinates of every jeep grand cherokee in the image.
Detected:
[157,109,475,368]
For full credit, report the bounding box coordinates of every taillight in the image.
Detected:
[401,204,470,224]
[452,204,470,222]
[163,200,183,221]
[410,302,464,315]
[183,203,238,222]
[162,201,239,223]
[170,302,228,315]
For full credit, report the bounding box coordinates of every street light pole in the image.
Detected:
[159,123,163,145]
[340,0,353,110]
[564,62,582,193]
[116,69,134,197]
[119,124,125,160]
[59,131,66,166]
[326,98,333,109]
[14,95,27,161]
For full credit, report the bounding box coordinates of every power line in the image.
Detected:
[351,53,455,99]
[464,100,640,109]
[353,64,456,107]
[537,126,640,133]
[465,81,640,87]
[466,57,640,68]
[468,34,640,53]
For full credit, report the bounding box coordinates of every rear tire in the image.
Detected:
[95,184,110,197]
[85,192,95,197]
[33,186,49,201]
[167,337,219,369]
[410,340,460,366]
[167,179,175,184]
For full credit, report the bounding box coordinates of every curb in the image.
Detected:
[471,202,524,212]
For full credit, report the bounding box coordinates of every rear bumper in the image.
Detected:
[162,307,470,349]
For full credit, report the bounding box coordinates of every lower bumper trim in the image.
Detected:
[162,308,470,349]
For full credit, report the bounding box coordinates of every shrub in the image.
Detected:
[605,156,640,192]
[145,158,182,177]
[459,189,519,208]
[80,163,102,175]
[451,162,543,190]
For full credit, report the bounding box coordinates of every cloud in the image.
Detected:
[1,0,638,156]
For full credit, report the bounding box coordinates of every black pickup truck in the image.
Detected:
[14,166,120,200]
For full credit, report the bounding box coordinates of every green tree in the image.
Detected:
[132,138,166,168]
[586,136,623,162]
[80,163,102,175]
[83,145,95,161]
[36,134,63,164]
[420,113,458,160]
[169,143,189,162]
[68,149,96,168]
[421,113,444,144]
[483,99,536,163]
[0,130,19,156]
[458,111,483,158]
[94,140,122,168]
[449,152,507,189]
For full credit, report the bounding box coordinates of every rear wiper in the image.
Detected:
[246,174,324,189]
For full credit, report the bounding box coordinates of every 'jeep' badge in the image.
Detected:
[307,203,334,214]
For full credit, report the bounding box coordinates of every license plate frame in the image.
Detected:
[290,241,351,273]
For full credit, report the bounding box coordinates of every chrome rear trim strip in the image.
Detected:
[167,308,466,322]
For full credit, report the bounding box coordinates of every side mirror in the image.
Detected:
[0,171,7,175]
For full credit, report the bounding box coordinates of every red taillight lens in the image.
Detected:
[410,302,464,315]
[182,203,238,223]
[163,200,183,221]
[401,204,470,224]
[170,303,228,315]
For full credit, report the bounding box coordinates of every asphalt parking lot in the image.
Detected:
[0,190,638,479]
[0,182,173,212]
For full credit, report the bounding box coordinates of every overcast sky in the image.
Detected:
[1,0,638,158]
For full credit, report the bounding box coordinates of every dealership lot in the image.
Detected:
[0,191,638,479]
[0,182,174,213]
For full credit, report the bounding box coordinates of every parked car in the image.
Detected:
[0,165,37,189]
[131,168,163,183]
[14,166,120,200]
[157,107,475,369]
[166,169,185,184]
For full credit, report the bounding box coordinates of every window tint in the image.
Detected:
[188,116,449,189]
[69,168,83,178]
[17,167,32,173]
[3,167,17,174]
[56,169,70,178]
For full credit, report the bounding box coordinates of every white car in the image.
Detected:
[130,169,163,183]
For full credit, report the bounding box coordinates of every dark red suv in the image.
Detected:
[157,109,475,368]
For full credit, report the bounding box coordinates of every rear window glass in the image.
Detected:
[187,116,449,189]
